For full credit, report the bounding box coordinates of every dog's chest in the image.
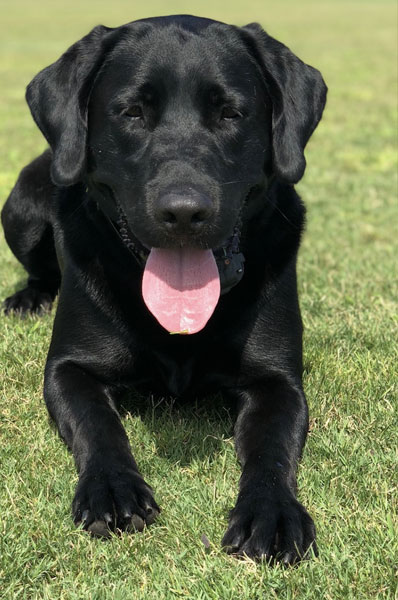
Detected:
[135,341,239,398]
[147,351,196,397]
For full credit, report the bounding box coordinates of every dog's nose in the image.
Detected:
[156,190,213,232]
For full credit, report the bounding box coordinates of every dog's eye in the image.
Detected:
[124,105,144,119]
[221,106,242,120]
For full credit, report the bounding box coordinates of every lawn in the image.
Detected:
[0,1,397,598]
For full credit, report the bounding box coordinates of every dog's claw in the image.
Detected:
[88,520,113,538]
[126,514,145,532]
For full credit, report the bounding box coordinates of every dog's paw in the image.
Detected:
[3,287,53,315]
[72,466,160,537]
[221,490,317,564]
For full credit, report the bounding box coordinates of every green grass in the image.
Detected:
[0,1,397,598]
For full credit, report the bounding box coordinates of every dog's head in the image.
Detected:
[26,15,326,251]
[26,16,326,333]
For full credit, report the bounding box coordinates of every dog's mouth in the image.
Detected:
[91,180,246,335]
[114,203,245,335]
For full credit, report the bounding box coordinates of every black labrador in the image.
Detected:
[2,15,327,563]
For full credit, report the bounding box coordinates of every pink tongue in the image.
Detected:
[142,248,220,334]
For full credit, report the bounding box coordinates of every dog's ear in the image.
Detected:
[26,25,118,186]
[240,23,327,184]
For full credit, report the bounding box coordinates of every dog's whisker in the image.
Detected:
[273,204,301,229]
[220,180,252,186]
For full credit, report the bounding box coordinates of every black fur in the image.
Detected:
[2,15,327,563]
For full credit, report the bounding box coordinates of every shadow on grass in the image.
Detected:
[119,391,237,467]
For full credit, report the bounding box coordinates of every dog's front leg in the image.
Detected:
[44,359,159,536]
[222,377,317,564]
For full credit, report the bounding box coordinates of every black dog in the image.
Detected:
[2,15,327,563]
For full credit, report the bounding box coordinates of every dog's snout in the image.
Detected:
[155,190,214,232]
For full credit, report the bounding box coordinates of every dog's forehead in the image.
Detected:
[99,22,256,93]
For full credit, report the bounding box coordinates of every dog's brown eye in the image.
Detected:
[124,105,143,119]
[221,106,241,120]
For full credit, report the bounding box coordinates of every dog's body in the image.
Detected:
[2,15,326,563]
